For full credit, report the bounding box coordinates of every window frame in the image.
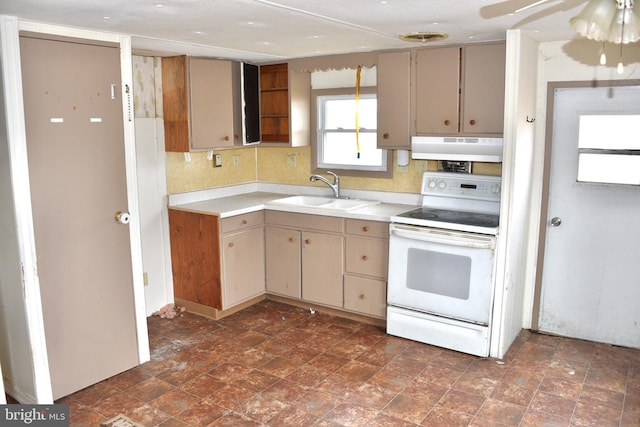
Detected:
[310,87,393,178]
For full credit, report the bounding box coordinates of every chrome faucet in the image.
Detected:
[310,171,340,198]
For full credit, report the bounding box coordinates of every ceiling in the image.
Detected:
[0,0,588,62]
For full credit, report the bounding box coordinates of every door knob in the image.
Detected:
[550,217,562,227]
[115,211,130,225]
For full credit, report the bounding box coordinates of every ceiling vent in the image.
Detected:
[399,32,449,43]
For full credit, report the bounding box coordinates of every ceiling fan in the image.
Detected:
[480,0,587,29]
[480,0,585,19]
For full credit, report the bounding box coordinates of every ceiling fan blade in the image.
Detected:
[480,0,555,19]
[509,0,586,27]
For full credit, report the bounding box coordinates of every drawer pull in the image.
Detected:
[242,219,247,225]
[289,237,294,243]
[359,294,366,300]
[228,242,234,248]
[305,239,311,244]
[362,255,369,261]
[362,226,369,232]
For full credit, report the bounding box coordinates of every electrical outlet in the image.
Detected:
[233,155,241,167]
[143,272,148,286]
[214,154,222,167]
[287,154,297,167]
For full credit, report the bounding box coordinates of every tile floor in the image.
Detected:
[46,300,640,426]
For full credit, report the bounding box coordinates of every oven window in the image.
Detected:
[406,248,471,300]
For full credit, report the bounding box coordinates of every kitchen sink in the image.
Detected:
[268,195,380,211]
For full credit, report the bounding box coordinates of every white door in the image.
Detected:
[20,35,140,399]
[538,84,640,348]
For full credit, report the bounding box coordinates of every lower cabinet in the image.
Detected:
[343,219,389,318]
[265,211,388,319]
[265,226,301,299]
[222,224,265,308]
[301,230,344,307]
[168,208,265,316]
[169,207,388,320]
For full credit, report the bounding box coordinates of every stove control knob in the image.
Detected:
[492,184,501,194]
[428,179,437,189]
[438,180,446,190]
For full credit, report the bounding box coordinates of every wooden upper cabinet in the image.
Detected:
[415,42,505,136]
[377,51,411,149]
[162,55,238,152]
[415,46,461,135]
[461,43,506,135]
[259,62,310,146]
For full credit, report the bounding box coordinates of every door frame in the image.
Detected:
[1,17,149,402]
[531,79,640,331]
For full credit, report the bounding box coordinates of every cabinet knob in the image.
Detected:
[362,255,368,261]
[242,220,247,225]
[469,119,476,126]
[305,239,311,244]
[383,133,389,139]
[224,135,230,141]
[444,120,450,126]
[359,294,366,300]
[289,237,294,243]
[234,134,239,140]
[362,226,369,232]
[228,242,234,248]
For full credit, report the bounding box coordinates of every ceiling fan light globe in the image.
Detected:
[608,6,640,43]
[570,0,618,40]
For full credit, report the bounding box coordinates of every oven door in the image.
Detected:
[387,223,496,325]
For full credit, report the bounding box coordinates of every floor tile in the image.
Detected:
[16,299,636,427]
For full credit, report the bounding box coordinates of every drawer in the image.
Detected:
[345,236,388,278]
[265,210,343,233]
[221,211,264,234]
[345,219,388,239]
[344,275,386,318]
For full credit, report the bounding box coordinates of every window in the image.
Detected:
[576,114,640,185]
[312,88,391,177]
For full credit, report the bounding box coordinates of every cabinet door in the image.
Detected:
[265,227,301,298]
[222,227,265,308]
[169,209,222,308]
[345,236,388,279]
[377,51,410,149]
[415,47,461,134]
[190,58,236,149]
[344,275,387,318]
[461,43,506,134]
[301,231,343,307]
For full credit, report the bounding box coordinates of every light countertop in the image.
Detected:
[169,190,417,222]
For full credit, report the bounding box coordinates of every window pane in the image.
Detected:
[324,98,377,130]
[577,153,640,185]
[321,133,383,168]
[578,115,640,149]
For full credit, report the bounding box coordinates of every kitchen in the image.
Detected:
[1,1,640,425]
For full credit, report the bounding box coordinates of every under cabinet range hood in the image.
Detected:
[411,136,503,162]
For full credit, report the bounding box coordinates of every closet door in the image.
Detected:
[20,35,139,399]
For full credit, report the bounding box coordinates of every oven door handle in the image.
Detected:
[390,224,495,249]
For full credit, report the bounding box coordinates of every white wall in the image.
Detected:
[491,30,539,358]
[521,39,640,328]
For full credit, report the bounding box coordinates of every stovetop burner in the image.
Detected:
[401,207,500,228]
